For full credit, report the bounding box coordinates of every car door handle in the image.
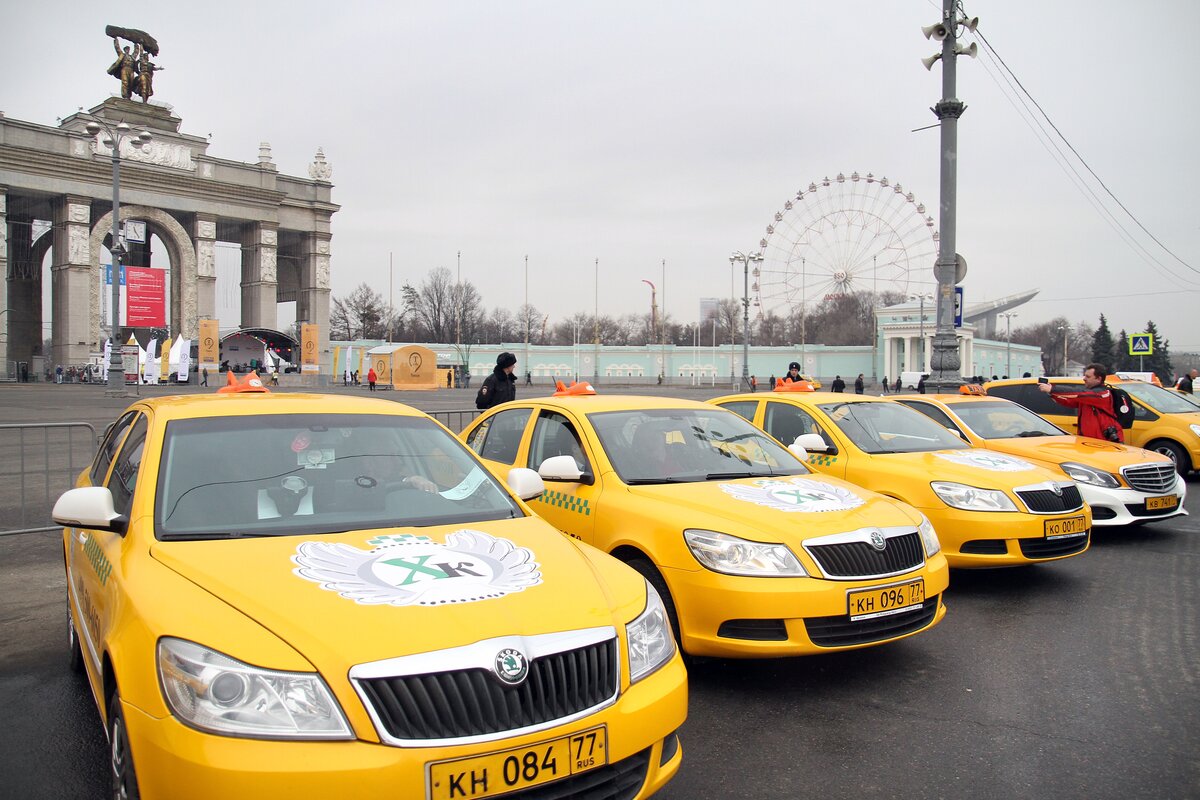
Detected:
[77,531,88,544]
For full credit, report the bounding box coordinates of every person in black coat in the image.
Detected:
[476,352,518,409]
[831,375,846,393]
[854,374,865,394]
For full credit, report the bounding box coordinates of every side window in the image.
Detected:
[90,411,137,485]
[528,412,591,474]
[898,401,963,436]
[477,408,532,465]
[989,384,1076,418]
[763,403,829,447]
[107,414,148,517]
[718,400,758,423]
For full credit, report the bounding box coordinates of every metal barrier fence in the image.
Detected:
[428,408,483,432]
[0,423,97,536]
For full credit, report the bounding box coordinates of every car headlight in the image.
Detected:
[917,514,941,557]
[158,637,353,739]
[1190,424,1200,438]
[683,529,807,576]
[930,481,1018,512]
[1060,461,1121,488]
[627,580,676,683]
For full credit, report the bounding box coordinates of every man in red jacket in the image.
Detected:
[1038,363,1124,442]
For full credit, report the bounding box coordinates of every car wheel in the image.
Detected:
[626,558,682,651]
[108,692,141,800]
[1149,439,1189,476]
[68,607,84,674]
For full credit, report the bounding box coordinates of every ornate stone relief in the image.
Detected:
[69,226,90,264]
[0,194,5,214]
[72,140,88,157]
[200,163,214,178]
[261,248,277,283]
[261,228,278,247]
[197,220,216,240]
[93,134,196,172]
[316,239,330,255]
[197,240,216,278]
[69,203,90,224]
[308,148,333,181]
[316,255,330,289]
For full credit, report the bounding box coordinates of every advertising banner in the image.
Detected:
[126,266,165,326]
[301,324,319,373]
[198,319,220,371]
[122,335,139,384]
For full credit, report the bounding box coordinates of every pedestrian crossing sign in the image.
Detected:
[1128,334,1154,356]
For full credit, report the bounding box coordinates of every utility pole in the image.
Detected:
[1001,312,1017,377]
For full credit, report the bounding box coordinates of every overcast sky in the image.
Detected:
[5,0,1198,349]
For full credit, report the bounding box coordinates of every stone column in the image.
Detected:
[240,221,278,330]
[0,188,7,374]
[194,214,217,322]
[51,196,95,367]
[298,231,331,381]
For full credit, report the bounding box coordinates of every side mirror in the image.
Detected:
[52,486,127,534]
[506,468,545,501]
[793,433,833,453]
[538,454,595,486]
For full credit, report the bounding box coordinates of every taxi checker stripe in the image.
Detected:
[539,489,591,516]
[808,454,838,467]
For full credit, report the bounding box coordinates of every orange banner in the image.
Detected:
[198,319,219,370]
[301,324,319,373]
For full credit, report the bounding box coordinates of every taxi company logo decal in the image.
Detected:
[720,477,865,513]
[292,531,542,606]
[934,452,1036,472]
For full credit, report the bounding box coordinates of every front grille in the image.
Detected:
[1017,484,1083,513]
[357,639,618,741]
[1018,531,1089,559]
[1127,502,1180,518]
[960,539,1008,555]
[717,619,787,641]
[804,595,939,647]
[806,532,924,578]
[506,747,650,800]
[1122,463,1178,494]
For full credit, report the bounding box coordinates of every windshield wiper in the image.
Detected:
[705,471,764,480]
[1015,431,1052,437]
[625,476,705,485]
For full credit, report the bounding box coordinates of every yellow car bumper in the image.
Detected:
[122,655,687,800]
[662,556,949,658]
[921,506,1092,567]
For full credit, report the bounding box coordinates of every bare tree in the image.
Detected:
[402,267,459,342]
[482,307,517,344]
[331,283,391,340]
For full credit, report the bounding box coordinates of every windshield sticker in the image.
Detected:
[720,477,865,513]
[934,452,1037,472]
[293,530,542,606]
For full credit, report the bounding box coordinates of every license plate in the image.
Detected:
[1044,515,1088,539]
[428,726,607,800]
[847,579,925,622]
[1146,495,1178,511]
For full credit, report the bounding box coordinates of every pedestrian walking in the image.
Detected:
[854,373,865,394]
[881,375,889,395]
[201,367,208,387]
[894,376,902,393]
[1038,363,1124,442]
[55,365,63,384]
[750,375,758,393]
[476,352,518,409]
[367,367,377,391]
[525,371,532,386]
[831,375,846,393]
[1179,368,1197,394]
[916,375,927,394]
[769,375,777,390]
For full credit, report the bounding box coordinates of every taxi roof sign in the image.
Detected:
[217,370,270,393]
[1128,333,1154,356]
[552,380,596,397]
[773,378,815,392]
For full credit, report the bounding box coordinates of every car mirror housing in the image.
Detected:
[506,467,546,500]
[537,454,594,485]
[792,433,832,454]
[52,486,127,534]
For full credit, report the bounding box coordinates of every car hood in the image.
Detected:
[624,474,922,542]
[852,449,1060,488]
[979,435,1172,474]
[150,517,627,668]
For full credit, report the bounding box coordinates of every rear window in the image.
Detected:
[986,383,1077,418]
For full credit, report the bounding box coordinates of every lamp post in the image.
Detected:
[729,251,762,390]
[1000,312,1017,377]
[1058,324,1069,375]
[84,116,151,396]
[910,293,933,372]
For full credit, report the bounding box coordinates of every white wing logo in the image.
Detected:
[720,477,865,513]
[935,451,1036,472]
[292,530,542,606]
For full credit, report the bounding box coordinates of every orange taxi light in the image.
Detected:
[217,371,271,394]
[552,380,597,397]
[773,378,814,392]
[959,384,985,395]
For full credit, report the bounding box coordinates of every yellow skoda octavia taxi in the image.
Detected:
[891,391,1186,527]
[54,386,685,799]
[460,386,949,659]
[711,389,1093,568]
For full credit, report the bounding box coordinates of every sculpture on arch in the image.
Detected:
[105,25,163,102]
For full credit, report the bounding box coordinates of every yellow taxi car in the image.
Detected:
[891,391,1187,527]
[460,386,948,659]
[53,382,685,800]
[711,389,1093,568]
[985,376,1200,475]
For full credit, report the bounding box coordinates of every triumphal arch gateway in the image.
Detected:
[0,32,337,375]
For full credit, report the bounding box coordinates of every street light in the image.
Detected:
[1000,312,1018,377]
[84,116,152,396]
[730,251,762,389]
[1058,324,1069,375]
[910,293,934,373]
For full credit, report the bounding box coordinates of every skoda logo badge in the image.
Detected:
[1051,484,1063,496]
[494,648,529,685]
[868,530,887,551]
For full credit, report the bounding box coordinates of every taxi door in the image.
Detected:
[68,411,147,688]
[524,410,599,546]
[761,400,850,480]
[463,407,534,480]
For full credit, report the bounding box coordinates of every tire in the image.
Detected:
[1149,439,1189,476]
[68,607,84,674]
[108,692,141,800]
[626,558,683,652]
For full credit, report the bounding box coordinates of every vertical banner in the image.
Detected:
[125,267,166,326]
[301,324,319,374]
[174,338,191,382]
[159,336,172,384]
[198,319,220,371]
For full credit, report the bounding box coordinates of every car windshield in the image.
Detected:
[589,408,807,485]
[946,400,1066,439]
[1116,381,1200,414]
[818,401,970,454]
[155,414,522,540]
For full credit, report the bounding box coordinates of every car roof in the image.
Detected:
[717,391,884,405]
[126,392,430,423]
[506,394,717,415]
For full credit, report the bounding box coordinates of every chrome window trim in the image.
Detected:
[802,525,925,581]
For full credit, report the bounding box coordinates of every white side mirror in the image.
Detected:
[52,486,124,532]
[793,433,829,453]
[506,467,545,501]
[538,454,583,481]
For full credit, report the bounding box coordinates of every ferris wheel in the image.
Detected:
[754,171,939,314]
